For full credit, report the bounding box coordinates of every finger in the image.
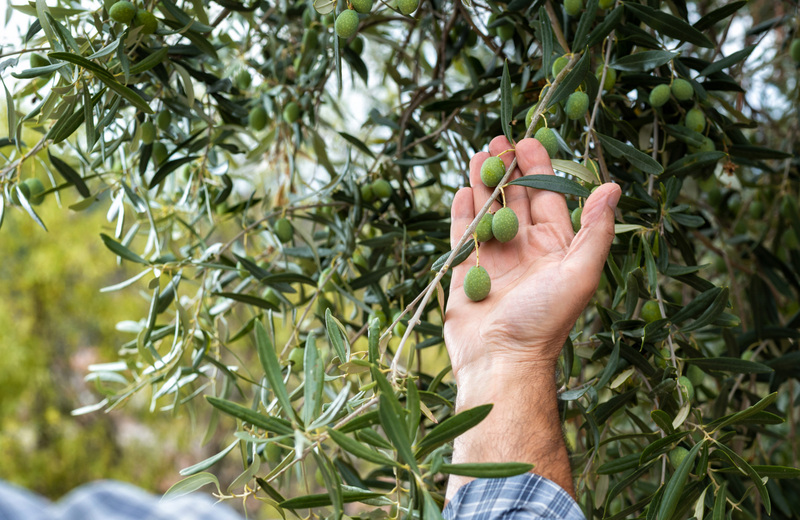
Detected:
[563,183,621,296]
[514,138,572,237]
[488,136,532,226]
[449,187,476,289]
[469,151,503,215]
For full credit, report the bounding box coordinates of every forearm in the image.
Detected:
[446,359,574,501]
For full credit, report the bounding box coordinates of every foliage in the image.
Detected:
[2,0,800,518]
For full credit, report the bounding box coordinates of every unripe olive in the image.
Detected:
[552,55,569,78]
[534,127,558,158]
[248,106,268,131]
[749,200,765,219]
[670,78,693,101]
[496,23,514,41]
[475,212,494,242]
[352,0,373,14]
[274,217,293,243]
[595,65,617,91]
[648,84,670,108]
[140,121,156,145]
[689,136,715,154]
[685,108,705,133]
[348,36,364,54]
[156,110,171,131]
[791,39,800,62]
[392,310,407,336]
[565,91,589,120]
[288,347,305,371]
[109,1,136,24]
[463,265,491,302]
[480,156,505,187]
[565,0,583,16]
[524,105,546,134]
[283,101,300,124]
[371,179,392,199]
[236,69,252,89]
[360,183,375,202]
[152,142,168,165]
[686,364,705,387]
[669,446,689,470]
[678,375,695,401]
[570,206,582,233]
[264,288,282,309]
[492,207,518,243]
[398,0,419,15]
[134,10,158,34]
[335,9,359,38]
[23,178,45,205]
[599,0,614,8]
[640,300,662,323]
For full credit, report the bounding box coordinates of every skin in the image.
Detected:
[444,136,621,500]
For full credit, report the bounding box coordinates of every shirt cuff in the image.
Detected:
[442,473,585,520]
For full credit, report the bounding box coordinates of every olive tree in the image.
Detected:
[1,0,799,517]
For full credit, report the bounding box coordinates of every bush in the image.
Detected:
[2,0,799,518]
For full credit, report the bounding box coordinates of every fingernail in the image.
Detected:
[606,186,621,209]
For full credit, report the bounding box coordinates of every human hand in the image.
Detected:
[444,136,621,386]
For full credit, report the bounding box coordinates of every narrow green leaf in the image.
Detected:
[179,440,238,476]
[378,394,419,473]
[547,51,590,109]
[406,379,421,442]
[415,404,492,457]
[325,309,349,362]
[712,481,728,520]
[11,63,64,78]
[368,316,380,364]
[162,472,220,501]
[302,332,323,426]
[587,5,623,47]
[698,46,756,77]
[255,320,295,421]
[639,431,690,464]
[574,0,598,50]
[431,240,474,272]
[327,427,400,467]
[279,490,385,509]
[686,357,773,374]
[715,465,800,479]
[596,133,663,175]
[657,441,704,520]
[100,233,147,264]
[611,50,678,72]
[439,462,533,478]
[715,443,770,514]
[708,392,778,431]
[508,174,591,197]
[625,3,713,48]
[663,152,727,178]
[158,0,215,33]
[16,187,48,231]
[149,156,199,189]
[47,52,152,114]
[500,61,512,144]
[129,47,169,75]
[48,151,90,198]
[551,159,599,184]
[205,396,293,435]
[651,409,674,434]
[597,453,640,474]
[311,450,343,519]
[421,489,444,520]
[212,292,279,311]
[668,287,721,324]
[681,287,730,332]
[694,1,746,31]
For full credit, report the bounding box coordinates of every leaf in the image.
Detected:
[587,5,623,47]
[255,320,295,421]
[707,392,778,431]
[431,240,474,272]
[651,409,674,433]
[500,61,512,144]
[179,440,238,476]
[596,133,663,175]
[698,46,756,77]
[325,309,349,362]
[715,443,771,514]
[547,51,590,109]
[668,287,721,324]
[415,404,492,457]
[47,52,152,114]
[149,156,199,189]
[439,462,533,478]
[312,450,343,519]
[129,47,169,75]
[657,441,704,520]
[663,152,727,178]
[681,286,730,332]
[205,396,293,435]
[158,0,214,32]
[694,1,747,31]
[302,333,324,426]
[11,63,64,78]
[378,394,419,473]
[100,233,148,264]
[685,357,773,374]
[624,3,713,48]
[508,174,591,198]
[712,481,728,520]
[327,427,400,467]
[715,465,800,479]
[611,50,678,72]
[162,473,220,501]
[551,159,599,184]
[279,489,385,509]
[212,292,279,311]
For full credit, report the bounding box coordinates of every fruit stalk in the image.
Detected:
[388,53,582,381]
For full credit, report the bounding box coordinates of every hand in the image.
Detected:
[444,136,621,384]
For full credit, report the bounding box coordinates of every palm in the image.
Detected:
[443,137,620,379]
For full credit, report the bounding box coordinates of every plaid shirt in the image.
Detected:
[444,474,585,520]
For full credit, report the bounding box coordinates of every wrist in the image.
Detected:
[453,354,558,409]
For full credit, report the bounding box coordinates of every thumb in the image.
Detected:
[564,183,621,283]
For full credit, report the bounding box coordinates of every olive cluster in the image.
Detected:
[335,0,419,40]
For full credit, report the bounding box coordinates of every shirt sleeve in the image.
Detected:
[442,473,586,520]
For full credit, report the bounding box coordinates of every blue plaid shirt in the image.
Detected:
[1,474,583,519]
[444,474,585,520]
